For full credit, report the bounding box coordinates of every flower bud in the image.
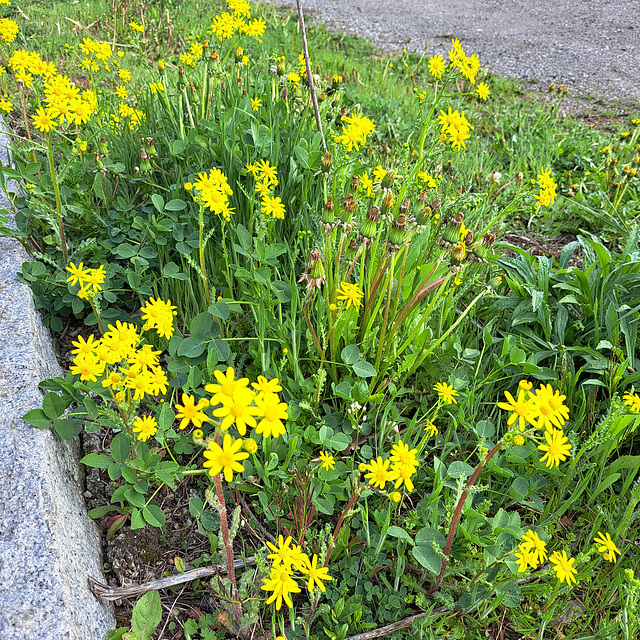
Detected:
[322,197,334,224]
[451,240,466,262]
[381,170,395,189]
[388,213,406,247]
[443,213,464,244]
[360,205,380,240]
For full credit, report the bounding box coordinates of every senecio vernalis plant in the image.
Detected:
[4,0,638,637]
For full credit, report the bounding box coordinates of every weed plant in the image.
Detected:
[1,0,639,638]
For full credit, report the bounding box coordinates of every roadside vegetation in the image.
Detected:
[1,0,639,638]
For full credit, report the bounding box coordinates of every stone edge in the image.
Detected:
[0,116,115,639]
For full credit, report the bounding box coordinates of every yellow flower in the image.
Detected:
[434,381,459,404]
[427,54,446,78]
[300,554,332,592]
[243,438,258,454]
[70,353,105,382]
[475,82,490,100]
[251,97,262,111]
[251,375,282,400]
[118,68,131,82]
[389,441,419,471]
[205,366,249,405]
[531,384,569,430]
[202,433,249,481]
[594,531,621,563]
[549,550,577,585]
[212,387,259,435]
[132,416,158,442]
[66,261,91,286]
[336,281,364,310]
[623,392,640,413]
[31,107,56,133]
[424,421,438,437]
[129,21,144,33]
[514,546,538,573]
[497,388,538,431]
[71,334,98,357]
[319,450,335,471]
[520,530,547,565]
[175,393,210,430]
[254,392,288,438]
[261,194,286,219]
[538,429,571,468]
[132,415,158,442]
[261,564,300,610]
[390,491,402,503]
[513,434,525,446]
[115,85,128,99]
[364,456,398,489]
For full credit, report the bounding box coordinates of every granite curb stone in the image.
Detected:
[0,116,115,639]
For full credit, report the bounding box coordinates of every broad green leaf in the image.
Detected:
[110,432,131,463]
[411,545,442,574]
[132,590,162,640]
[81,453,112,468]
[352,360,376,378]
[23,408,51,429]
[177,337,206,358]
[341,345,361,365]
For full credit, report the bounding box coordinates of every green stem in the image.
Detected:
[198,204,211,305]
[375,254,396,372]
[47,130,68,263]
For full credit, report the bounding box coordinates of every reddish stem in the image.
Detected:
[431,442,504,593]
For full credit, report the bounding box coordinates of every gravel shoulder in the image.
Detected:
[270,0,640,106]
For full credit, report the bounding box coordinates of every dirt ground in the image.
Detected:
[271,0,640,106]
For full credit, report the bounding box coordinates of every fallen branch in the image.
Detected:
[343,607,450,640]
[89,557,256,601]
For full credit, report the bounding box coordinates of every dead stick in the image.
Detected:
[88,557,255,601]
[343,607,450,640]
[296,0,326,152]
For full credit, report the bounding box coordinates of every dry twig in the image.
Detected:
[89,557,256,601]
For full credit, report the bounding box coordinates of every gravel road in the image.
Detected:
[270,0,640,106]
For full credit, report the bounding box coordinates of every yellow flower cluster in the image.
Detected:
[188,167,235,221]
[66,261,106,298]
[262,535,332,610]
[194,368,288,481]
[335,111,376,152]
[438,106,473,151]
[210,0,266,42]
[514,530,579,584]
[118,102,145,130]
[18,60,97,132]
[448,38,480,84]
[246,160,285,220]
[498,381,571,468]
[79,37,113,65]
[534,167,558,208]
[361,440,419,494]
[206,368,288,439]
[140,297,177,339]
[335,281,364,311]
[0,17,19,43]
[70,316,168,408]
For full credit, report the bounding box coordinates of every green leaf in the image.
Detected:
[236,223,252,251]
[352,360,376,378]
[111,432,131,463]
[475,420,494,438]
[115,243,138,259]
[177,337,206,358]
[132,590,162,640]
[83,396,99,420]
[415,527,445,548]
[341,345,361,365]
[387,526,414,545]
[143,505,166,528]
[81,453,112,468]
[190,312,213,339]
[23,408,51,429]
[42,392,67,419]
[151,194,164,213]
[157,403,176,431]
[88,505,118,519]
[411,545,442,574]
[315,498,334,516]
[495,581,523,608]
[164,198,187,211]
[54,418,78,440]
[130,507,145,529]
[448,461,474,479]
[510,476,529,497]
[209,301,230,320]
[162,262,188,281]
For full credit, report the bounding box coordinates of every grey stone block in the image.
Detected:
[0,117,115,639]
